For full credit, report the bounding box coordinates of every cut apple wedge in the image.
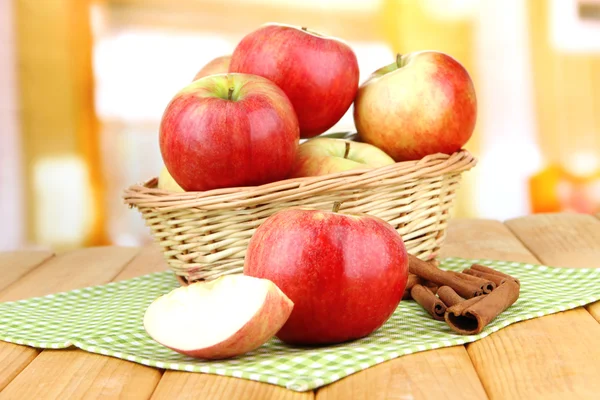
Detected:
[143,275,294,359]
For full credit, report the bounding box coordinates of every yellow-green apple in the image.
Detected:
[157,165,184,192]
[192,55,231,81]
[159,73,300,191]
[354,51,477,161]
[244,206,409,345]
[229,23,359,139]
[289,138,395,178]
[143,275,293,359]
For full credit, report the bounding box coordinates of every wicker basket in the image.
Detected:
[123,150,476,284]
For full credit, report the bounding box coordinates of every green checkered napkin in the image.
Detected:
[1,257,599,392]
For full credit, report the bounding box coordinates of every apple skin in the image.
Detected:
[354,51,477,161]
[289,138,395,178]
[159,73,300,191]
[143,275,294,360]
[157,165,185,192]
[244,208,409,345]
[192,55,231,81]
[229,23,359,138]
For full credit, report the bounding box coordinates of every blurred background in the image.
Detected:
[1,0,599,251]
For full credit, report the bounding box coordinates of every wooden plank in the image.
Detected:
[0,251,54,391]
[505,213,600,268]
[506,213,600,323]
[0,251,54,292]
[442,218,600,399]
[0,246,158,398]
[1,349,160,399]
[0,247,138,302]
[151,373,314,400]
[0,342,38,392]
[316,346,486,400]
[112,244,169,282]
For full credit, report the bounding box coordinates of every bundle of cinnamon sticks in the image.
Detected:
[405,255,520,335]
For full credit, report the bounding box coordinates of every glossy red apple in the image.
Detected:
[159,73,300,191]
[144,275,293,359]
[229,23,359,138]
[243,206,409,345]
[192,55,231,81]
[354,51,477,161]
[289,138,395,178]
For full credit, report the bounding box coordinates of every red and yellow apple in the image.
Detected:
[229,23,359,138]
[192,55,231,81]
[143,275,293,359]
[244,206,409,345]
[157,165,184,192]
[289,138,395,178]
[354,51,477,161]
[159,73,300,191]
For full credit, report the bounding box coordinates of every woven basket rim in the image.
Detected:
[123,149,477,211]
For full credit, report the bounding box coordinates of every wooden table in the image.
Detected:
[1,213,600,399]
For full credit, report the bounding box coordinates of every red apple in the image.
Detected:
[354,51,477,161]
[159,73,300,191]
[289,138,395,178]
[229,23,359,138]
[192,55,231,81]
[143,275,294,359]
[243,206,409,345]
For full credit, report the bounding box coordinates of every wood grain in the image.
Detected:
[440,218,600,399]
[0,349,161,399]
[0,342,38,392]
[0,251,53,293]
[0,247,138,302]
[316,347,486,400]
[151,373,314,400]
[505,213,600,268]
[112,244,169,282]
[506,213,600,323]
[0,246,166,399]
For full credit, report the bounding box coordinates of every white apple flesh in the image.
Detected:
[143,275,293,359]
[289,138,395,178]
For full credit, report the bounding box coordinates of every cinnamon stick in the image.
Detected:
[410,284,446,321]
[463,269,504,287]
[437,286,464,307]
[402,274,424,300]
[470,264,520,286]
[448,270,496,294]
[444,280,521,335]
[408,254,483,299]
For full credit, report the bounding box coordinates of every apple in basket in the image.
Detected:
[289,137,395,178]
[157,165,184,192]
[192,55,231,81]
[244,205,409,345]
[144,275,293,359]
[353,51,477,161]
[229,23,360,138]
[159,73,300,192]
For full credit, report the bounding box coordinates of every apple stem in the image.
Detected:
[302,26,308,31]
[332,202,342,213]
[396,53,403,67]
[228,87,234,100]
[343,141,350,159]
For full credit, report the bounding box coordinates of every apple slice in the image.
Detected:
[143,275,293,359]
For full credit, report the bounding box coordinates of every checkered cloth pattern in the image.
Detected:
[1,257,599,392]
